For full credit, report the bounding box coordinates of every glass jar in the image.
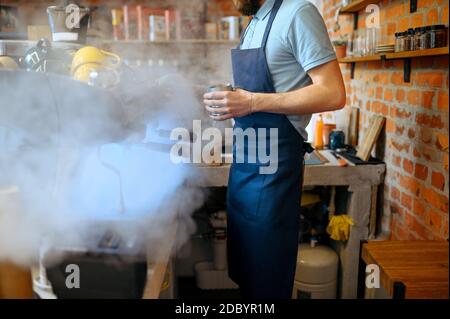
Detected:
[429,25,448,49]
[395,32,402,52]
[395,32,407,52]
[406,28,415,51]
[414,27,425,50]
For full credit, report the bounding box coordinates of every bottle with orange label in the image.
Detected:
[313,114,324,150]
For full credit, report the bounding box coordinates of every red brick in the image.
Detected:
[391,186,401,201]
[403,158,414,174]
[425,209,443,232]
[399,175,421,196]
[421,186,449,212]
[437,91,449,111]
[396,89,406,102]
[421,91,435,109]
[430,115,445,129]
[426,8,439,25]
[392,155,402,167]
[435,133,449,151]
[401,192,413,210]
[414,163,429,181]
[384,88,394,101]
[413,200,426,218]
[431,171,446,191]
[407,90,421,106]
[391,106,412,119]
[416,113,431,125]
[391,140,410,153]
[415,72,445,88]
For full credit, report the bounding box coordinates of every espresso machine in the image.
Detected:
[0,70,156,298]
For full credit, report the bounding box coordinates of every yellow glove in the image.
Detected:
[327,214,354,241]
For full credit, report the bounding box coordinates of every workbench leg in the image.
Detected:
[357,240,368,299]
[393,282,406,299]
[337,184,372,299]
[369,186,378,239]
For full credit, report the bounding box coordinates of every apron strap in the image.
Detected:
[261,0,283,50]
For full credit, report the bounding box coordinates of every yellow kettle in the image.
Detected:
[71,46,121,83]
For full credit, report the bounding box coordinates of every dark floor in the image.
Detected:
[176,277,242,299]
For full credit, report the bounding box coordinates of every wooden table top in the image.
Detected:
[362,241,449,299]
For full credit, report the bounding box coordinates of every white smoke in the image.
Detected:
[0,68,207,267]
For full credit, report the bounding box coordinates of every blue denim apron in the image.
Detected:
[227,0,311,299]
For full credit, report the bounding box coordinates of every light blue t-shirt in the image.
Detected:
[240,0,336,140]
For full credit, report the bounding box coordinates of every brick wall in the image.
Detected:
[322,0,449,240]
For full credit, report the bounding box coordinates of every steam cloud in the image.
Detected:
[0,67,208,267]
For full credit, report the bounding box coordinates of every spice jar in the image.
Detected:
[429,25,448,49]
[395,32,407,52]
[395,32,403,52]
[414,27,426,50]
[406,28,415,51]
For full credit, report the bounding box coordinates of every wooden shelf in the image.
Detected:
[338,55,381,63]
[338,47,448,82]
[338,47,449,63]
[385,46,449,59]
[101,39,240,45]
[340,0,383,13]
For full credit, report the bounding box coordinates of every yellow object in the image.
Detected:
[313,114,324,150]
[327,215,354,241]
[300,192,321,207]
[0,56,18,69]
[72,62,103,82]
[0,262,33,299]
[71,46,121,75]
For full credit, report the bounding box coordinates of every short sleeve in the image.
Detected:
[286,3,337,72]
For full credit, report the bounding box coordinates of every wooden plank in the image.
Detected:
[385,46,449,60]
[101,39,240,45]
[356,114,385,161]
[368,186,378,239]
[194,163,386,187]
[338,47,448,63]
[340,0,383,13]
[338,55,381,63]
[348,107,359,147]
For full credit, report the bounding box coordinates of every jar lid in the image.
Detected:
[430,24,447,30]
[407,28,415,35]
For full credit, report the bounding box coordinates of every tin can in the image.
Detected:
[207,84,234,117]
[329,130,346,150]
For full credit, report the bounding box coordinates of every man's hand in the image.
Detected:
[203,89,255,121]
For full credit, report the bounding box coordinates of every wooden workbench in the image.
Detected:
[360,241,449,299]
[192,153,386,299]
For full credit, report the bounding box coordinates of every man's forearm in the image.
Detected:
[252,83,346,116]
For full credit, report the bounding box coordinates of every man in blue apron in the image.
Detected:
[204,0,345,298]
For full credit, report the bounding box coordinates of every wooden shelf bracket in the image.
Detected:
[410,0,418,13]
[403,58,412,83]
[351,62,356,79]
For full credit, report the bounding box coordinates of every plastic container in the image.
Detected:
[293,244,339,299]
